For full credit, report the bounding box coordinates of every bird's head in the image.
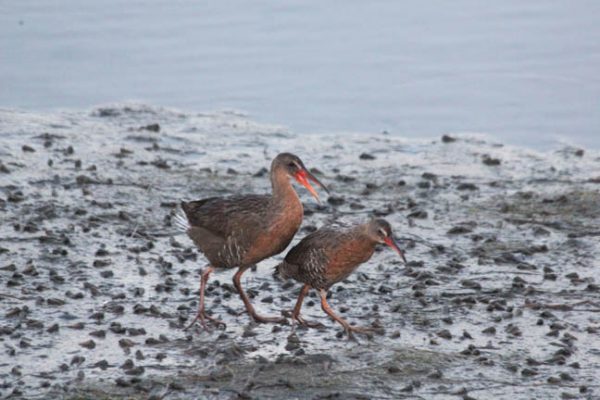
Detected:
[271,153,329,202]
[367,218,407,263]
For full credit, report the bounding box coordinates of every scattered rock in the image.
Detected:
[482,155,501,166]
[482,327,496,335]
[441,134,457,143]
[359,153,376,160]
[436,329,452,340]
[457,183,478,191]
[448,225,473,235]
[140,123,160,132]
[408,209,428,219]
[79,340,96,349]
[327,196,345,206]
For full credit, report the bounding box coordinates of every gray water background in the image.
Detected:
[1,0,599,149]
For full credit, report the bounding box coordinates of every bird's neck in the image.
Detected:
[356,224,378,246]
[270,169,300,206]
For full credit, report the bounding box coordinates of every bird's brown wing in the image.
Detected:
[278,226,348,289]
[182,194,271,239]
[181,195,272,267]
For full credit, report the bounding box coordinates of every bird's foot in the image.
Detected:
[344,325,385,341]
[293,315,326,329]
[250,312,288,325]
[184,311,226,331]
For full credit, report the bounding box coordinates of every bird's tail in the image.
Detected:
[173,202,190,233]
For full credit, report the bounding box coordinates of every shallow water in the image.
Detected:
[1,1,600,149]
[0,105,599,399]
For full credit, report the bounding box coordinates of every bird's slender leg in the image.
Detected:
[291,284,325,329]
[185,265,226,330]
[233,264,287,324]
[319,289,377,340]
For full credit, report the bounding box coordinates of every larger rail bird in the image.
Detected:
[175,153,328,329]
[275,218,406,339]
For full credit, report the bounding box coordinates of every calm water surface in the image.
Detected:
[1,1,599,149]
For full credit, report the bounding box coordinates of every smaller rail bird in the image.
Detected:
[175,153,328,330]
[275,219,406,339]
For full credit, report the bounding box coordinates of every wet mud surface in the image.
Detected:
[1,105,599,399]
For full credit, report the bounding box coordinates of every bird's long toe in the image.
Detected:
[294,315,326,329]
[250,312,289,325]
[204,314,227,329]
[342,324,384,340]
[184,311,226,331]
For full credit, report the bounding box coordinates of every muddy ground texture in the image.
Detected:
[1,105,599,400]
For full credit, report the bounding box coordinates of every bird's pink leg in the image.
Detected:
[233,265,287,324]
[291,284,325,329]
[319,289,380,340]
[185,266,226,330]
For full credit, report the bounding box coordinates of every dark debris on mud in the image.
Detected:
[1,105,599,400]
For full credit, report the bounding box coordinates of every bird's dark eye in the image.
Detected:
[288,162,296,168]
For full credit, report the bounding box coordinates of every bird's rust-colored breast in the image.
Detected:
[242,200,303,265]
[324,238,376,285]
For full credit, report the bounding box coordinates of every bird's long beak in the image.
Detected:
[384,237,407,264]
[294,169,329,202]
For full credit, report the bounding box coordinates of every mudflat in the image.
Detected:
[1,105,599,399]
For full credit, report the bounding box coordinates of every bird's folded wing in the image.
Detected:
[285,227,343,266]
[182,194,270,240]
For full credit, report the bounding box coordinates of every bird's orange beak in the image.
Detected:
[384,237,407,264]
[294,169,329,203]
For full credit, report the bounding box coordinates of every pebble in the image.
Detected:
[67,322,85,330]
[461,280,482,290]
[253,167,268,177]
[521,368,538,376]
[118,338,136,349]
[141,123,160,132]
[71,356,85,366]
[90,312,105,321]
[436,329,452,340]
[79,340,96,349]
[110,322,126,334]
[457,183,478,191]
[559,372,574,381]
[285,334,301,351]
[242,328,258,338]
[407,209,428,219]
[127,328,146,336]
[90,330,106,338]
[121,359,134,370]
[94,360,109,370]
[124,366,145,376]
[428,369,443,379]
[482,326,496,335]
[100,270,114,278]
[335,174,355,183]
[482,155,501,166]
[327,196,345,206]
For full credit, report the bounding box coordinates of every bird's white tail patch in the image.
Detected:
[173,209,190,232]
